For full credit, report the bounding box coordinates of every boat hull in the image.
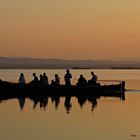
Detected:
[0,82,125,98]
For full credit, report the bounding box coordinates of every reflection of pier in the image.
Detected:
[0,91,125,114]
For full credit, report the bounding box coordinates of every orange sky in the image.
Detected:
[0,0,140,59]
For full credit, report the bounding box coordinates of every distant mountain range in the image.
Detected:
[0,57,140,69]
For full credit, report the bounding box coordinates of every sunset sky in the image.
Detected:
[0,0,140,59]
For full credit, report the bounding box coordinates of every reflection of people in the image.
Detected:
[32,97,48,110]
[18,98,26,110]
[51,96,60,109]
[39,97,48,109]
[64,96,72,114]
[77,75,87,86]
[88,97,97,112]
[18,73,26,84]
[88,72,97,84]
[64,69,72,86]
[76,96,87,108]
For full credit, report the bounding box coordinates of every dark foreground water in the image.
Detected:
[0,69,140,140]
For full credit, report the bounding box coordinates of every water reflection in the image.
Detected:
[64,96,72,114]
[18,98,26,111]
[0,92,125,114]
[32,96,49,110]
[51,96,60,110]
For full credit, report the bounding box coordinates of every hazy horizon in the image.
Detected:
[0,0,140,59]
[0,56,140,61]
[1,56,140,61]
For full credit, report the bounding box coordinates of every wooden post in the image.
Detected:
[121,81,125,91]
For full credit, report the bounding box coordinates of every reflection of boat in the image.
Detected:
[0,93,125,113]
[0,80,125,98]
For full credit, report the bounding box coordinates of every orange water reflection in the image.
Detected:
[0,92,140,140]
[0,70,140,140]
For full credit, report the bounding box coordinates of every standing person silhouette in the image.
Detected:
[64,69,72,86]
[88,72,97,85]
[43,73,48,85]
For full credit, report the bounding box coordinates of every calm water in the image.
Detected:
[0,69,140,140]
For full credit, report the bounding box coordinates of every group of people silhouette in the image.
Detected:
[18,70,98,86]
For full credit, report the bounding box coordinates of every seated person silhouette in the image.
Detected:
[18,73,26,85]
[51,74,60,86]
[88,72,98,85]
[30,73,39,85]
[77,74,87,86]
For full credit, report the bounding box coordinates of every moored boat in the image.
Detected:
[0,80,125,98]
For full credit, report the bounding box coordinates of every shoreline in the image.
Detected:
[0,68,140,70]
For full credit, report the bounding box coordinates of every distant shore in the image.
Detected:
[0,57,140,69]
[0,67,140,70]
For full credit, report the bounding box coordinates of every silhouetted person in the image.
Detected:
[51,80,55,85]
[64,69,72,86]
[54,74,60,85]
[39,74,44,85]
[88,72,97,85]
[51,74,60,86]
[77,74,87,86]
[18,73,26,84]
[43,73,48,85]
[31,73,39,85]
